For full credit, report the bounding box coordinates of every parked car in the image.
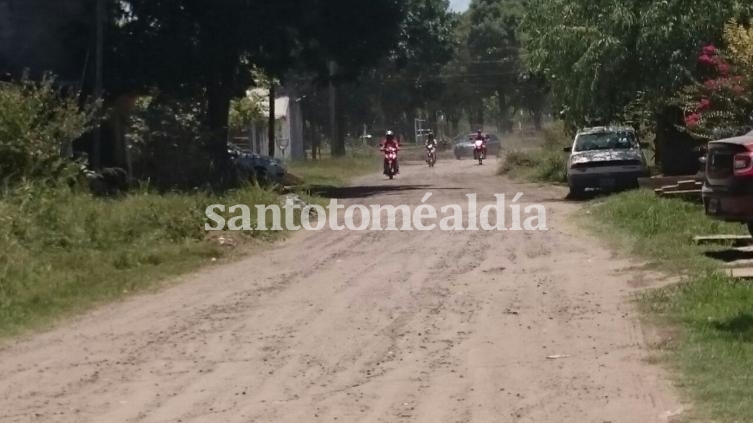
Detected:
[454,133,501,159]
[701,131,753,235]
[564,126,650,196]
[228,144,287,182]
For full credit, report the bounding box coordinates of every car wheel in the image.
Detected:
[568,184,584,199]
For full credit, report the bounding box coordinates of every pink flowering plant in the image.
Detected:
[677,43,753,139]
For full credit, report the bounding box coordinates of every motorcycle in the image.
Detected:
[426,144,437,167]
[473,139,486,165]
[383,146,399,179]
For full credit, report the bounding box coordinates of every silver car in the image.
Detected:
[563,126,650,196]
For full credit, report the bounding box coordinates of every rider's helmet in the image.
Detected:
[386,130,395,140]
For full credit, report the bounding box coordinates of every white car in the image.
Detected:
[563,126,650,196]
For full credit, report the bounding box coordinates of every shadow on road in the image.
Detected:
[305,184,468,200]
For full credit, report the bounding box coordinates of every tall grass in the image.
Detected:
[0,183,281,337]
[498,123,570,184]
[288,154,380,187]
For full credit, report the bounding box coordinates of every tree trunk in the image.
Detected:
[497,94,513,134]
[655,106,701,176]
[268,83,276,157]
[532,110,543,131]
[205,75,234,188]
[330,82,345,157]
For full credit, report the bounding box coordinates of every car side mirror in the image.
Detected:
[562,147,572,153]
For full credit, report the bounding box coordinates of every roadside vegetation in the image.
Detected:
[0,182,281,338]
[584,190,753,421]
[288,152,379,187]
[498,123,570,184]
[0,79,300,338]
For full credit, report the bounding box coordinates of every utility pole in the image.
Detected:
[268,82,276,157]
[93,0,104,170]
[328,60,337,156]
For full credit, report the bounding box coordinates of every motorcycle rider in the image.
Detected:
[380,130,400,174]
[425,131,438,163]
[473,129,487,158]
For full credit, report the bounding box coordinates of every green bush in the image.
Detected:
[0,77,98,184]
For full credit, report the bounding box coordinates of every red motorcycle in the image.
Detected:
[473,138,486,165]
[383,146,399,179]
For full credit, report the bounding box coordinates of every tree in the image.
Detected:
[523,0,753,128]
[466,0,526,133]
[110,0,404,164]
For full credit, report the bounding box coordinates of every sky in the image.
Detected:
[449,0,470,12]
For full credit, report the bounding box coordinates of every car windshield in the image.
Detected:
[574,131,637,152]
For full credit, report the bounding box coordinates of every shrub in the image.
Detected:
[0,76,98,185]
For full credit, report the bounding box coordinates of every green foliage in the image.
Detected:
[0,181,282,336]
[229,93,265,133]
[127,97,217,190]
[677,26,753,140]
[499,148,568,183]
[0,77,98,184]
[523,0,753,128]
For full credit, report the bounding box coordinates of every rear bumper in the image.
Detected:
[702,188,753,222]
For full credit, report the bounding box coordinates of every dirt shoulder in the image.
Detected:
[0,158,682,422]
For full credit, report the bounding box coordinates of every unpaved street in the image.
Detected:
[0,158,682,422]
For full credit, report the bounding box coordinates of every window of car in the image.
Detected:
[574,131,637,152]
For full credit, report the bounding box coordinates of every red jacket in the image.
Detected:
[381,138,400,150]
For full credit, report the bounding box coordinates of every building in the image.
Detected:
[245,87,304,161]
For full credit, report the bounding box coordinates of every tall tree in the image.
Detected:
[466,0,525,133]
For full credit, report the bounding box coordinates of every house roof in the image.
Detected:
[247,88,289,120]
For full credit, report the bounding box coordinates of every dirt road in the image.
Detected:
[0,158,682,423]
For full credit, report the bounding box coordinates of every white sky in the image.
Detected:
[449,0,470,12]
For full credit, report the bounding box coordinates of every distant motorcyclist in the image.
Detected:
[474,129,488,157]
[425,132,438,149]
[425,131,438,164]
[380,130,400,174]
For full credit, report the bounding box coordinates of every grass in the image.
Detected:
[583,189,753,421]
[498,123,570,184]
[498,148,568,184]
[0,151,376,339]
[287,153,380,187]
[0,182,282,338]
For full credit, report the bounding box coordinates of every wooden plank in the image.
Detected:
[728,267,753,279]
[694,235,753,245]
[678,180,698,190]
[722,259,753,269]
[659,184,680,192]
[638,175,702,189]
